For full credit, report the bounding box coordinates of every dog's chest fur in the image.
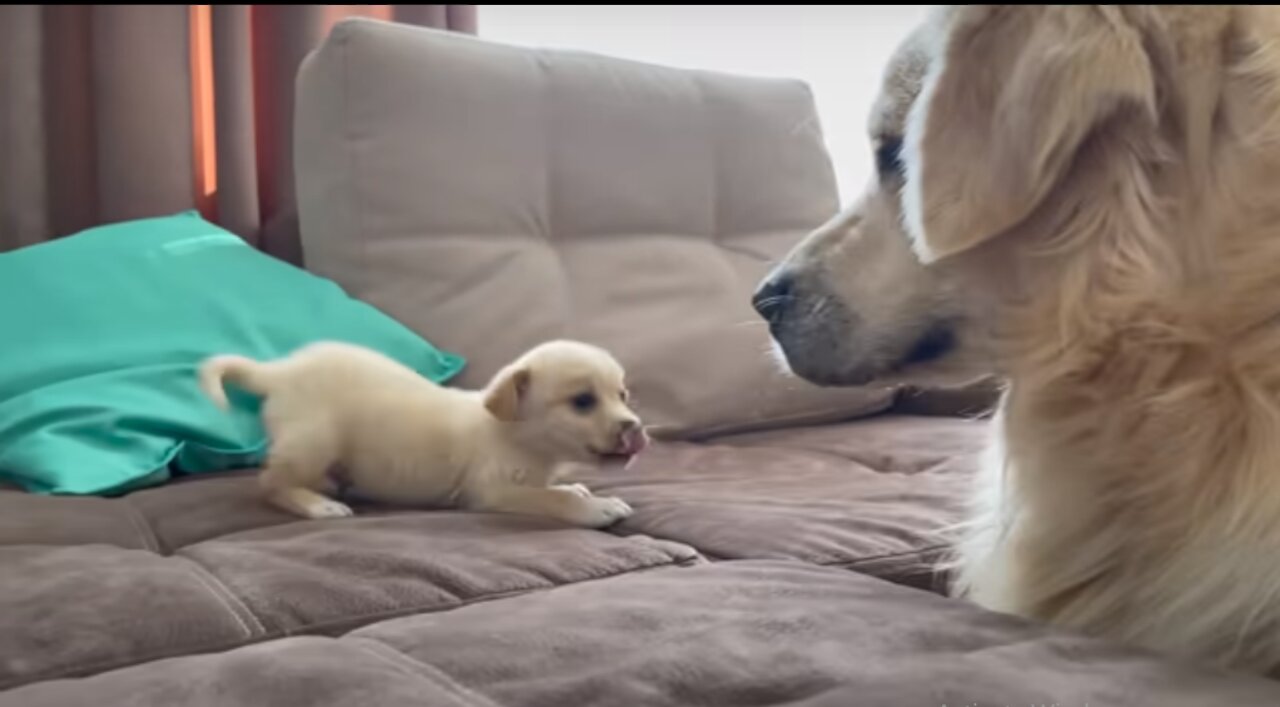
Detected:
[962,306,1280,673]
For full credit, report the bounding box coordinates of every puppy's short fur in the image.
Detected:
[756,5,1280,677]
[198,339,648,528]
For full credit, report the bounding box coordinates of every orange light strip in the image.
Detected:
[189,4,217,220]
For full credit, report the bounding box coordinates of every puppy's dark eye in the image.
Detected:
[570,392,597,414]
[620,389,630,403]
[875,136,904,179]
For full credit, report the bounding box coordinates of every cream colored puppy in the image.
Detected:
[198,339,648,528]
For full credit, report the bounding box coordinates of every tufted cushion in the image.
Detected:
[9,561,1280,707]
[585,414,988,592]
[0,480,699,690]
[293,18,899,438]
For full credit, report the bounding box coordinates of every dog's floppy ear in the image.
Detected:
[902,6,1157,263]
[483,365,531,422]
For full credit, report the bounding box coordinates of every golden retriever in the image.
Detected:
[199,340,647,528]
[755,5,1280,676]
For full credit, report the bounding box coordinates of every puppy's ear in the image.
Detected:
[902,6,1156,263]
[483,365,531,422]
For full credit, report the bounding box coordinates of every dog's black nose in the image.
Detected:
[752,274,794,324]
[618,418,639,433]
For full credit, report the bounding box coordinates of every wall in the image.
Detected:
[478,5,931,206]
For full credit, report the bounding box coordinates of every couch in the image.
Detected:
[3,18,1279,706]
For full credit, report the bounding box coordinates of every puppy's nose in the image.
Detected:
[618,418,639,433]
[752,273,794,324]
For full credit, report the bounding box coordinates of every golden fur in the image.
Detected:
[757,5,1280,676]
[199,340,647,528]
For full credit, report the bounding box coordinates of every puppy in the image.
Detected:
[198,339,648,528]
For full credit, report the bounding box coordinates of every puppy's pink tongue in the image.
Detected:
[620,427,649,456]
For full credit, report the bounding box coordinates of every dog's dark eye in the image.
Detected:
[570,392,597,414]
[620,389,630,403]
[875,136,904,179]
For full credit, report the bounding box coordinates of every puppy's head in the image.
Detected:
[757,6,1252,385]
[482,340,647,464]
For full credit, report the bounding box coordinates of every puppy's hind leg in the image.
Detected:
[258,430,351,520]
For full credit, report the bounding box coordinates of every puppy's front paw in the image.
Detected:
[304,499,355,519]
[555,482,593,498]
[570,495,633,529]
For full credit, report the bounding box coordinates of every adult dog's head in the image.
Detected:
[755,5,1280,387]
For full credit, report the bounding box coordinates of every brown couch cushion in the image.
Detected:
[8,561,1279,707]
[0,482,699,690]
[1,637,484,707]
[0,412,991,690]
[584,414,988,591]
[0,545,262,689]
[0,412,989,688]
[178,512,698,636]
[294,18,909,439]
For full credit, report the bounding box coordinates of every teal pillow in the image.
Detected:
[0,211,466,496]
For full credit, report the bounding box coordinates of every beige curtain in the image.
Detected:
[0,4,478,262]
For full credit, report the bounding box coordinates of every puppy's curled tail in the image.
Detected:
[199,354,272,411]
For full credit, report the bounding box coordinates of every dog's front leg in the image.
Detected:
[468,484,631,529]
[544,461,596,499]
[552,482,593,498]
